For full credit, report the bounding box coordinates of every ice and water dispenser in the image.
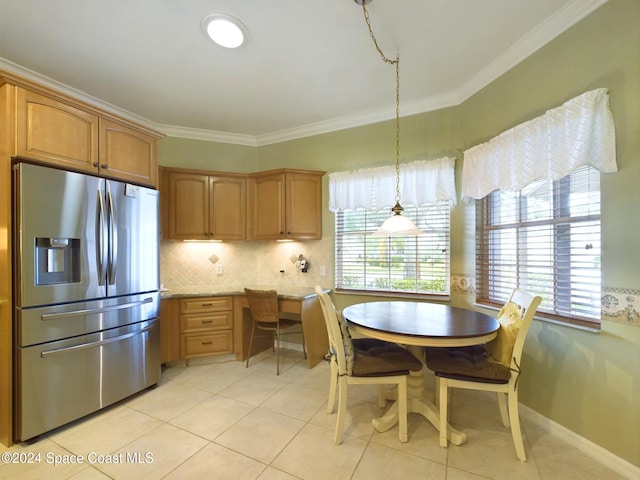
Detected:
[34,237,80,285]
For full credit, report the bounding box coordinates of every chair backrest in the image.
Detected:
[505,288,542,370]
[315,286,349,375]
[244,288,279,323]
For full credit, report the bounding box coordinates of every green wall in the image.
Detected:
[158,0,639,467]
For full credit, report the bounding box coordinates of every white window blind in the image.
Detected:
[476,165,601,328]
[336,203,450,295]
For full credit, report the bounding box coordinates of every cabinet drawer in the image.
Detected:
[181,311,232,332]
[180,296,233,314]
[182,332,233,357]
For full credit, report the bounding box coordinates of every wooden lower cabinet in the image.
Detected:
[160,298,180,364]
[180,296,234,363]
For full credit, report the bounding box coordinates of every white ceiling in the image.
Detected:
[0,0,607,146]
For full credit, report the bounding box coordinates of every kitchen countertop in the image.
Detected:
[160,285,329,301]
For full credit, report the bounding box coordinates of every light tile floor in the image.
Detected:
[0,349,627,480]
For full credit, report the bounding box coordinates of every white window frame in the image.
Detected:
[475,165,601,329]
[335,203,451,297]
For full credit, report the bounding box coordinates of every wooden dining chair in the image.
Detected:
[425,288,542,461]
[244,288,306,375]
[314,286,422,444]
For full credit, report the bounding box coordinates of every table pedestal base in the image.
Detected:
[372,348,467,446]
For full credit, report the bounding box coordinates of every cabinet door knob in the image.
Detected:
[101,164,108,169]
[93,162,99,167]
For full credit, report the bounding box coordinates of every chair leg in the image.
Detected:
[334,377,348,445]
[508,389,527,461]
[439,378,448,448]
[497,392,510,427]
[246,322,256,368]
[397,379,408,443]
[327,358,337,414]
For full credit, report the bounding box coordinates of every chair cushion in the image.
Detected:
[352,341,422,377]
[424,346,510,383]
[486,301,523,367]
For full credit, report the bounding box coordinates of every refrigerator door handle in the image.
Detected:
[106,183,118,285]
[39,297,154,321]
[40,323,155,358]
[96,187,107,286]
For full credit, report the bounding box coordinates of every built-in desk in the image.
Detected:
[160,286,329,368]
[233,287,329,368]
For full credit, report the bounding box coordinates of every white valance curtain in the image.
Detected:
[328,157,456,212]
[461,88,617,200]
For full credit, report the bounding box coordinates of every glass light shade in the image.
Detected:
[202,15,247,48]
[372,212,422,237]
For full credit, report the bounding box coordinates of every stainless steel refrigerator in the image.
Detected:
[13,162,160,441]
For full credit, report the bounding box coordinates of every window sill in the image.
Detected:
[474,302,601,333]
[335,288,451,302]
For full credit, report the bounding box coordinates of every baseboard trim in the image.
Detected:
[521,405,639,479]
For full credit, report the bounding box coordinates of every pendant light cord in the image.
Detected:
[360,2,402,205]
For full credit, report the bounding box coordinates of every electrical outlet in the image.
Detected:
[216,264,223,275]
[319,265,326,276]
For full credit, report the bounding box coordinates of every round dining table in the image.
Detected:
[342,301,500,445]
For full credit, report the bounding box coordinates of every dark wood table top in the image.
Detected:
[343,301,500,347]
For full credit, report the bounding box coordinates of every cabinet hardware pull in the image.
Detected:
[201,320,213,324]
[202,341,213,345]
[101,164,108,169]
[93,162,99,167]
[201,303,213,307]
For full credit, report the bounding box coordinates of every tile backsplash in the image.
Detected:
[160,238,334,291]
[162,243,640,328]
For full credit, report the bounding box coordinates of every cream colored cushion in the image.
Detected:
[486,301,522,367]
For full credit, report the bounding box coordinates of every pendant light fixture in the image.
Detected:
[355,0,422,237]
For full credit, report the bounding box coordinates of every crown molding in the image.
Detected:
[454,0,611,103]
[0,57,159,133]
[0,0,610,148]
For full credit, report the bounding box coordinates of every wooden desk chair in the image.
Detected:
[314,286,422,444]
[425,288,542,461]
[244,288,306,375]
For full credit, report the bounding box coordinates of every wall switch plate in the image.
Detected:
[216,264,223,275]
[319,265,326,276]
[279,265,286,273]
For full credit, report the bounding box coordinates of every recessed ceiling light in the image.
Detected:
[201,14,248,49]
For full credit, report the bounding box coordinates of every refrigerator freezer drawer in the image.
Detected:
[17,292,159,347]
[15,319,160,441]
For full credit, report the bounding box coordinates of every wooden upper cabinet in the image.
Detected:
[208,175,246,240]
[168,171,246,240]
[248,169,324,240]
[248,172,286,240]
[99,118,157,187]
[11,80,161,187]
[286,170,324,239]
[16,89,99,172]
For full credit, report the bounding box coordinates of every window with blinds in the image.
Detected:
[335,203,450,295]
[476,165,601,328]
